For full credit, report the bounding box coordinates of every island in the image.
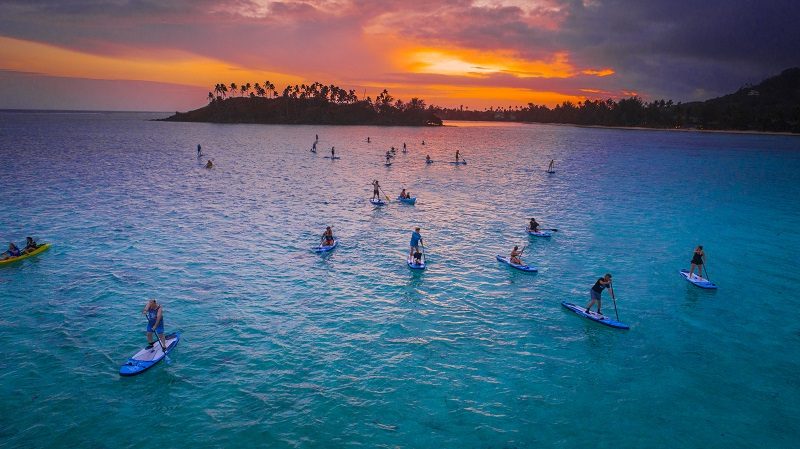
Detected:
[160,82,442,126]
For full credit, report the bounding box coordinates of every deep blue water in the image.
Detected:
[1,111,799,448]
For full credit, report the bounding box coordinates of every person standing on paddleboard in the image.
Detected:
[410,227,423,258]
[331,147,336,158]
[197,144,202,157]
[585,274,614,316]
[372,180,381,200]
[688,245,706,279]
[143,299,167,350]
[455,150,461,163]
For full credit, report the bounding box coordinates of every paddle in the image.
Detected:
[609,283,620,321]
[420,239,426,264]
[703,257,711,282]
[379,186,390,201]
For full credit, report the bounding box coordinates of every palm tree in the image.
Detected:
[229,83,237,97]
[207,92,214,103]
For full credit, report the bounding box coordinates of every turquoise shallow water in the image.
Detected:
[1,111,800,448]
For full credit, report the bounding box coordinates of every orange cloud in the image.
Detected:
[582,68,615,77]
[0,36,298,90]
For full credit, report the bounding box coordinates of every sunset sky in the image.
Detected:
[1,0,798,111]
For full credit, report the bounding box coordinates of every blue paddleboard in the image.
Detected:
[679,269,717,289]
[496,255,537,272]
[119,332,180,376]
[314,239,337,253]
[561,302,629,329]
[527,228,552,237]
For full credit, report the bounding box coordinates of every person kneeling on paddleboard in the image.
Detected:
[410,227,422,258]
[529,218,540,232]
[143,299,167,350]
[586,274,614,315]
[688,245,705,279]
[510,246,524,265]
[413,249,423,265]
[322,226,334,246]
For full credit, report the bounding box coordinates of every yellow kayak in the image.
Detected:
[0,243,51,265]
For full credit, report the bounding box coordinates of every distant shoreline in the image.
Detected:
[562,123,800,137]
[445,119,800,137]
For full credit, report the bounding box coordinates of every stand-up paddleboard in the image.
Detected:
[449,161,467,165]
[561,302,629,329]
[324,156,341,159]
[370,198,386,206]
[119,333,180,376]
[679,269,718,289]
[527,228,552,238]
[314,239,337,253]
[408,254,426,270]
[397,196,417,205]
[0,243,51,265]
[496,255,538,272]
[384,162,393,166]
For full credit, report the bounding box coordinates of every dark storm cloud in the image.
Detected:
[558,0,800,99]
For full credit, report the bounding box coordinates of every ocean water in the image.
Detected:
[1,111,799,448]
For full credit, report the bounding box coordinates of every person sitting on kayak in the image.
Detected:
[410,227,422,258]
[585,274,614,316]
[529,218,540,232]
[510,245,524,265]
[321,226,334,246]
[0,242,21,261]
[426,155,432,163]
[21,237,40,255]
[400,188,407,199]
[142,299,167,350]
[455,150,461,162]
[372,180,381,200]
[688,245,705,279]
[405,191,411,199]
[205,160,213,169]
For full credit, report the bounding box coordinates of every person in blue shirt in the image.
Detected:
[0,242,21,260]
[410,227,423,258]
[142,299,167,350]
